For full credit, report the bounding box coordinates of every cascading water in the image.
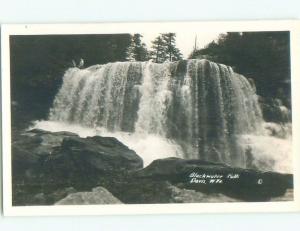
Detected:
[33,59,292,172]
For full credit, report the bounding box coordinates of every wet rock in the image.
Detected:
[263,122,292,139]
[259,97,291,123]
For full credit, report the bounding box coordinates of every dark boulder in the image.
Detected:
[56,135,143,173]
[129,157,293,202]
[258,97,291,123]
[41,135,143,184]
[103,178,177,204]
[12,129,143,205]
[12,129,79,179]
[103,177,240,204]
[12,129,143,181]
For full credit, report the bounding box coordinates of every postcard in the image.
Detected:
[1,20,300,216]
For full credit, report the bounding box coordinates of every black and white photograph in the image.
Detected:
[1,21,299,215]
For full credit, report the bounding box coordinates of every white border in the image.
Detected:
[2,20,300,216]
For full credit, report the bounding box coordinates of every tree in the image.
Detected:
[150,35,166,63]
[150,33,183,63]
[10,34,133,121]
[126,34,148,61]
[161,33,183,62]
[189,32,291,105]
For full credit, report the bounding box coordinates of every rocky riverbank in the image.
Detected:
[12,129,293,206]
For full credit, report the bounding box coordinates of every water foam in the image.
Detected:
[31,120,184,167]
[238,134,292,173]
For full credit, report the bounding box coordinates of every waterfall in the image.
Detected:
[32,59,290,172]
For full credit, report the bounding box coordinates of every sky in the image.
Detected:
[142,31,225,58]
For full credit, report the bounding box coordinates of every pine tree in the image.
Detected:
[150,35,165,63]
[161,33,183,61]
[126,34,148,61]
[150,33,182,63]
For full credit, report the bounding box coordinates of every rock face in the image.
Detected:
[12,129,143,205]
[12,129,143,180]
[12,129,79,179]
[259,97,291,123]
[55,186,122,205]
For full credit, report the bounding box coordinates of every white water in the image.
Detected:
[31,120,184,167]
[238,134,292,173]
[32,120,292,173]
[33,60,292,173]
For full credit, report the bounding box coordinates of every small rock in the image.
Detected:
[55,186,122,205]
[168,185,240,203]
[32,192,47,204]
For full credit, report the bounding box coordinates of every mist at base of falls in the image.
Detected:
[36,59,292,173]
[31,120,184,167]
[31,120,292,173]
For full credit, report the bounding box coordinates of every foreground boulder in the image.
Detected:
[12,129,143,205]
[12,129,143,181]
[55,186,122,205]
[94,158,292,204]
[53,135,143,174]
[103,178,241,204]
[128,157,293,202]
[12,129,79,179]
